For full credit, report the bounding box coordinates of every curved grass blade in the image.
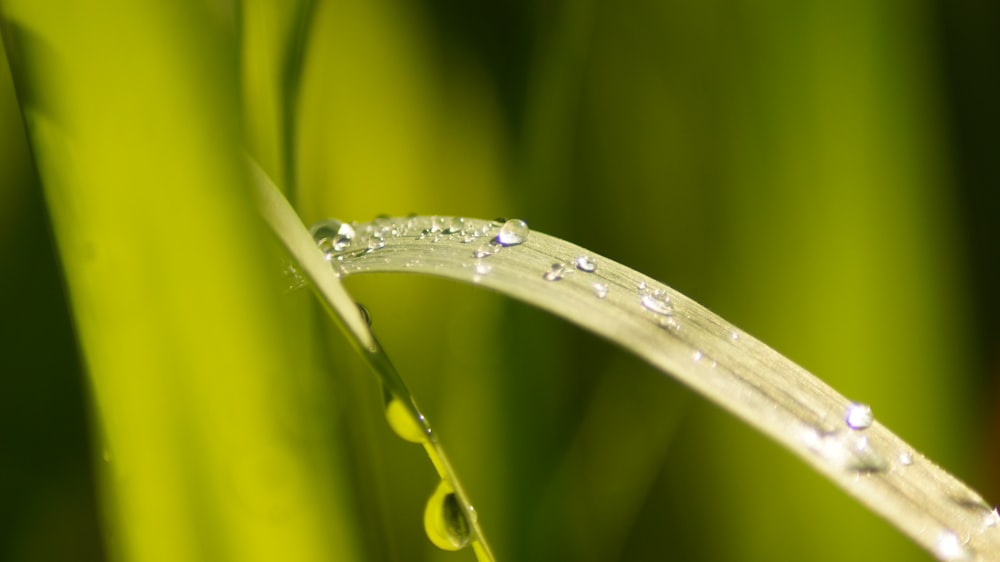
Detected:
[311,214,1000,562]
[251,163,497,561]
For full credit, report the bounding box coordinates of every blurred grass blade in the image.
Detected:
[315,215,1000,562]
[251,163,497,561]
[1,2,362,561]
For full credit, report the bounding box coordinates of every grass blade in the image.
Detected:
[308,214,1000,562]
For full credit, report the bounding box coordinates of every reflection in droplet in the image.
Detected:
[543,263,568,281]
[574,256,597,273]
[935,530,970,561]
[845,403,874,430]
[593,283,609,299]
[424,481,472,551]
[496,219,529,246]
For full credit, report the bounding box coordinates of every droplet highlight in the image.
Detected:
[496,219,529,246]
[845,402,874,430]
[899,451,914,466]
[574,255,597,273]
[424,481,472,551]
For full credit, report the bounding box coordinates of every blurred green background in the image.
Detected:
[2,0,999,561]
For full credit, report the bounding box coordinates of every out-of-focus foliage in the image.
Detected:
[2,0,998,561]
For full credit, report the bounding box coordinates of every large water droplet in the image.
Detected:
[935,530,970,561]
[845,403,874,430]
[542,263,568,281]
[424,481,472,551]
[310,219,356,253]
[640,291,673,316]
[383,391,429,444]
[574,255,597,273]
[496,219,529,246]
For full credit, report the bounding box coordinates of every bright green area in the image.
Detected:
[0,1,985,561]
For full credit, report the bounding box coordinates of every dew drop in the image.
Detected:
[693,350,703,362]
[366,235,386,252]
[730,331,740,341]
[473,262,492,277]
[383,391,429,444]
[985,507,1000,529]
[845,402,874,430]
[310,219,356,253]
[442,217,465,235]
[899,451,914,466]
[472,242,500,259]
[357,303,372,327]
[640,291,673,316]
[543,263,568,281]
[424,481,472,551]
[593,282,609,299]
[935,530,970,561]
[496,219,529,246]
[574,255,597,273]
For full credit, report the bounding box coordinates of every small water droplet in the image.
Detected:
[636,281,648,291]
[845,402,874,430]
[640,291,673,316]
[574,256,597,273]
[424,481,472,551]
[473,262,492,277]
[935,530,970,561]
[472,242,500,259]
[442,217,465,235]
[366,234,386,252]
[693,350,703,362]
[357,303,372,326]
[899,451,914,466]
[542,263,568,281]
[496,218,529,246]
[383,391,429,444]
[730,331,740,341]
[310,219,356,253]
[593,282,609,299]
[985,507,1000,529]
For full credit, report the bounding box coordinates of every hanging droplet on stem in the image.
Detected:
[424,481,472,551]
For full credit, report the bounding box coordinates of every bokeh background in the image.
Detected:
[2,0,998,560]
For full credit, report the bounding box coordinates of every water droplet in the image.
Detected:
[366,235,386,252]
[442,217,465,235]
[593,283,609,299]
[542,263,568,281]
[730,331,740,341]
[472,242,500,259]
[473,262,492,277]
[310,219,356,253]
[935,530,970,561]
[693,350,703,362]
[640,291,673,316]
[574,255,597,273]
[357,303,372,326]
[424,481,472,551]
[899,451,914,466]
[496,219,529,246]
[383,391,429,444]
[985,507,1000,529]
[845,402,873,430]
